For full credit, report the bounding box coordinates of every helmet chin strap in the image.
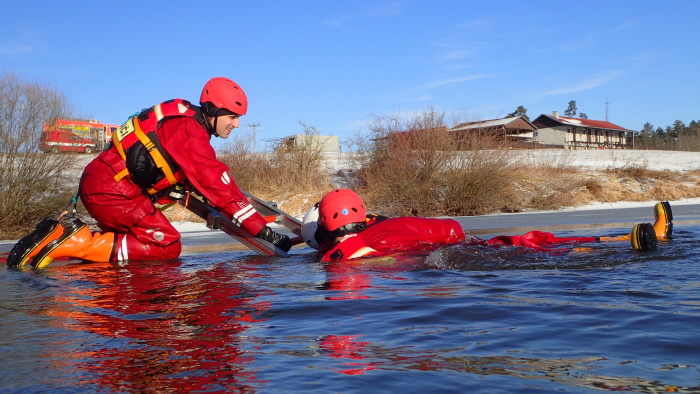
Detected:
[203,114,220,137]
[202,104,233,137]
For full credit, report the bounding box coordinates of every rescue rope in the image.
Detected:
[176,191,192,222]
[57,192,79,221]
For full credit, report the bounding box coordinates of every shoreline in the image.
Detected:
[2,199,697,255]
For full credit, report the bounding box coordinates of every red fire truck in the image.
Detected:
[40,118,119,154]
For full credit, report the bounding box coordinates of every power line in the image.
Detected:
[247,123,260,153]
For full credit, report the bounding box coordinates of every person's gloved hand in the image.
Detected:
[256,226,292,252]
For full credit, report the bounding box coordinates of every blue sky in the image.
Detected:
[2,1,698,150]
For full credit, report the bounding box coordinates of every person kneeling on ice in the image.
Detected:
[302,189,673,262]
[8,77,292,269]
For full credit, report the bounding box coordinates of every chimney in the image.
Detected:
[552,111,559,119]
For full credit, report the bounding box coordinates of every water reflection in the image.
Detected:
[33,259,270,392]
[2,227,696,393]
[308,242,698,392]
[268,329,700,392]
[319,335,376,375]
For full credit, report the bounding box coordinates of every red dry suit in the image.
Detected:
[79,99,267,261]
[320,217,465,262]
[486,231,598,250]
[319,217,599,262]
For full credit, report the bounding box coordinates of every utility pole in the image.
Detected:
[247,123,260,153]
[605,97,609,122]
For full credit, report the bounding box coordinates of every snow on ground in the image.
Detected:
[511,148,700,172]
[323,149,700,173]
[556,197,700,211]
[172,221,213,233]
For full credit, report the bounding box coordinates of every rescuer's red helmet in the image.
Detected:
[318,189,367,233]
[200,77,248,117]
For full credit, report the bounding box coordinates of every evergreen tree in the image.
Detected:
[672,120,686,136]
[665,125,677,141]
[507,105,529,121]
[579,112,588,119]
[655,127,665,139]
[640,119,700,150]
[564,100,577,116]
[677,120,700,151]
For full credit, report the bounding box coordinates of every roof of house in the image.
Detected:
[450,116,536,132]
[534,114,634,132]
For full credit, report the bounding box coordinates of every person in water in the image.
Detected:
[302,189,673,262]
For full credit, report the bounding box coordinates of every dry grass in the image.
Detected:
[511,164,700,211]
[160,203,205,224]
[216,124,334,217]
[349,109,538,217]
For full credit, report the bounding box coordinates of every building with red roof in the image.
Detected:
[532,112,636,149]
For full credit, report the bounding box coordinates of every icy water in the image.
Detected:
[1,226,699,393]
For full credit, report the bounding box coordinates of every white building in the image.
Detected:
[532,112,636,149]
[281,134,340,153]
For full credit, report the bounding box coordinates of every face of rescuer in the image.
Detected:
[209,114,241,139]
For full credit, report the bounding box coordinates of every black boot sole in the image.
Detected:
[631,223,657,251]
[7,218,61,267]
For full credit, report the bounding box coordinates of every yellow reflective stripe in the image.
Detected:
[132,118,178,186]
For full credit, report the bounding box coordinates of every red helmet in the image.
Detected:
[318,189,366,232]
[200,77,248,116]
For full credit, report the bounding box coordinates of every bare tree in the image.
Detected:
[348,106,522,216]
[0,71,79,238]
[218,121,332,203]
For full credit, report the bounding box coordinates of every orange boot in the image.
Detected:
[7,217,84,267]
[652,201,673,240]
[30,220,115,268]
[599,201,673,244]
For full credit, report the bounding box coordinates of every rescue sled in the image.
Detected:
[178,193,302,258]
[242,190,303,238]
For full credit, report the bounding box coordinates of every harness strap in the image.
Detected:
[111,115,179,191]
[112,117,133,182]
[130,117,178,192]
[113,130,128,161]
[114,168,130,182]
